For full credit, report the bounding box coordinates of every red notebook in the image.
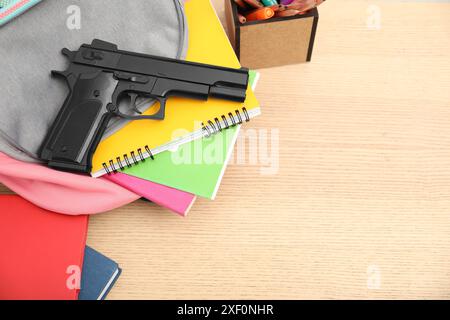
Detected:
[0,195,88,300]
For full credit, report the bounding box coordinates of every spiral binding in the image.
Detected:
[102,145,154,175]
[202,107,250,138]
[102,108,250,175]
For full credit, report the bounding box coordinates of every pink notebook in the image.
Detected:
[105,173,196,217]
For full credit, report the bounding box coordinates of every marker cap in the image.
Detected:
[245,7,275,21]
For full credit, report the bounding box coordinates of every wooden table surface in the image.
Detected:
[2,0,450,299]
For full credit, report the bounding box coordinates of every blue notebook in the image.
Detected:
[79,246,122,300]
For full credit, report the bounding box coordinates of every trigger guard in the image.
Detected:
[111,96,167,121]
[150,97,166,120]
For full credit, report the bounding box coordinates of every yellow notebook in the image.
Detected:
[91,0,261,177]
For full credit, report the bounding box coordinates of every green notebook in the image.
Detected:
[122,71,259,199]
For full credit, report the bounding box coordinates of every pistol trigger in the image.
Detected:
[128,93,142,115]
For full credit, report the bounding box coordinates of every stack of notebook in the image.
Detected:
[97,0,262,216]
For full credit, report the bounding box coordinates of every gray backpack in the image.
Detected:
[0,0,188,162]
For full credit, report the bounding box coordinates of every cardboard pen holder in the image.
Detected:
[225,1,319,69]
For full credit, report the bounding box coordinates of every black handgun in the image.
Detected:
[39,39,249,173]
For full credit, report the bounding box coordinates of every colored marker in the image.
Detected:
[242,0,264,9]
[287,0,326,12]
[286,3,307,11]
[267,4,288,12]
[280,0,294,4]
[245,7,275,21]
[275,9,301,17]
[238,13,247,24]
[261,0,278,6]
[234,0,248,9]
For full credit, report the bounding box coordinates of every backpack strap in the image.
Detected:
[0,0,42,27]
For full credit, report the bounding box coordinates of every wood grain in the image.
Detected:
[2,0,450,299]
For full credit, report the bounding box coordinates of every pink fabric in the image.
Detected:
[106,173,196,217]
[0,153,140,215]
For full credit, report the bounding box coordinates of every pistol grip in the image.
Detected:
[40,71,118,173]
